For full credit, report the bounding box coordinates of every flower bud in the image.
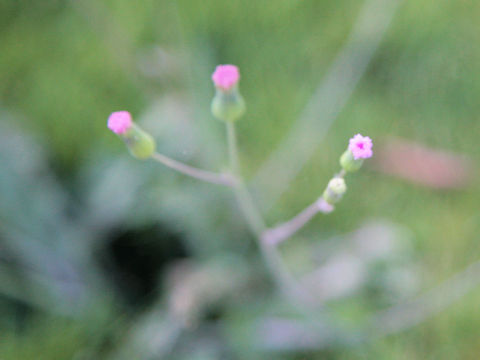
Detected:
[107,111,132,135]
[211,65,245,122]
[340,149,364,172]
[122,123,156,159]
[340,134,373,172]
[322,177,347,205]
[108,111,156,160]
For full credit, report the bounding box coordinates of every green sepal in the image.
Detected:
[122,123,156,160]
[340,149,364,172]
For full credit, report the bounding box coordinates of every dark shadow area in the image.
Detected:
[100,224,190,308]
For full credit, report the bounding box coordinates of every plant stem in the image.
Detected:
[262,171,346,245]
[226,122,239,174]
[225,122,312,304]
[232,183,266,236]
[225,123,266,235]
[262,199,323,245]
[151,152,235,187]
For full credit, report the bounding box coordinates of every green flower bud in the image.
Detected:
[211,87,246,122]
[323,177,347,205]
[340,149,364,173]
[122,123,156,160]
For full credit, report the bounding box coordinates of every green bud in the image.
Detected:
[340,149,364,173]
[211,86,246,122]
[122,123,156,160]
[323,177,347,205]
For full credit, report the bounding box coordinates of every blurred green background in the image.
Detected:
[1,0,480,359]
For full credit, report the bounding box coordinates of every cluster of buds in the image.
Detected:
[106,65,373,211]
[322,133,373,206]
[107,64,247,158]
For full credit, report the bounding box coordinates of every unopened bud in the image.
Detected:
[323,177,347,205]
[211,65,245,122]
[108,111,156,159]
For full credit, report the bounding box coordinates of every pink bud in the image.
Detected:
[348,134,373,160]
[108,111,132,135]
[211,64,240,91]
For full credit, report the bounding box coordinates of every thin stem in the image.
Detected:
[260,239,316,306]
[233,182,312,305]
[151,152,235,187]
[232,183,266,236]
[262,199,323,246]
[225,122,263,233]
[226,122,239,174]
[262,171,345,245]
[225,122,313,305]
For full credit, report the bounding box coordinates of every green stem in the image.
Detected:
[225,122,312,305]
[226,122,239,175]
[151,152,235,187]
[262,169,345,245]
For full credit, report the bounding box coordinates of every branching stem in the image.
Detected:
[262,198,325,246]
[149,125,340,306]
[224,122,312,304]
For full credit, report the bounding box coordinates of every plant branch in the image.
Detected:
[150,130,344,309]
[262,170,348,245]
[262,197,333,246]
[225,122,313,305]
[151,152,236,187]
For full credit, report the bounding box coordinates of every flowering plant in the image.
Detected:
[108,64,372,311]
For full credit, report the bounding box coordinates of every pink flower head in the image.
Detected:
[349,134,373,160]
[108,111,132,135]
[211,64,240,90]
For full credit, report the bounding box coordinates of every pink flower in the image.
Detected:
[349,134,373,160]
[108,111,132,135]
[211,64,240,90]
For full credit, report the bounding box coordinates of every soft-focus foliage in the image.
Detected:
[1,0,480,359]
